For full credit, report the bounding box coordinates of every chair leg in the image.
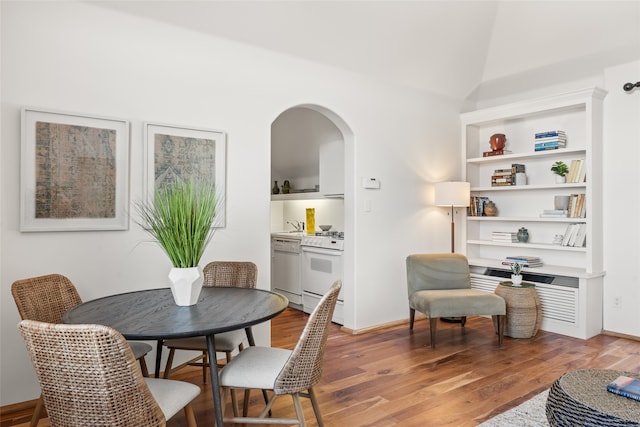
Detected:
[460,316,467,327]
[163,348,176,379]
[138,356,149,377]
[409,308,416,329]
[308,387,324,427]
[496,314,505,346]
[292,393,307,427]
[183,403,197,427]
[243,389,251,417]
[30,394,44,427]
[429,317,438,349]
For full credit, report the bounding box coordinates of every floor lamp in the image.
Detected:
[434,181,470,253]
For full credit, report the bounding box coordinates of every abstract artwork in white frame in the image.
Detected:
[20,108,130,232]
[144,122,226,227]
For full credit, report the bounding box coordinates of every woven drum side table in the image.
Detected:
[546,369,640,426]
[493,281,542,338]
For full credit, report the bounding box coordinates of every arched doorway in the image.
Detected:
[270,104,355,329]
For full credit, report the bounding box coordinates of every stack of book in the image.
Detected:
[567,159,586,183]
[490,164,525,187]
[491,231,518,242]
[534,130,566,151]
[540,209,568,218]
[568,193,586,218]
[468,196,489,216]
[491,168,513,186]
[561,223,587,247]
[502,255,543,268]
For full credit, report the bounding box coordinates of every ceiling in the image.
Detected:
[94,1,639,100]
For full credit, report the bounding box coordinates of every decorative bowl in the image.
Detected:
[319,225,332,232]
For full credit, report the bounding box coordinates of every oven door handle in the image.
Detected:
[301,246,342,256]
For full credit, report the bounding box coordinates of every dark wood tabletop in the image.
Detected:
[63,286,289,427]
[63,286,289,340]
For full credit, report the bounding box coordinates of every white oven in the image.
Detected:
[300,235,344,324]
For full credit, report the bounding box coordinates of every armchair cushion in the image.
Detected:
[410,288,506,318]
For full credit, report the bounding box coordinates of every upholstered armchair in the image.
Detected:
[406,253,506,348]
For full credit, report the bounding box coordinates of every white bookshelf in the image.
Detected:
[460,87,607,339]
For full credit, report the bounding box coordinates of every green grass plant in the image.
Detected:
[137,179,218,268]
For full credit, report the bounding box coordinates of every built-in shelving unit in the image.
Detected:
[461,87,607,339]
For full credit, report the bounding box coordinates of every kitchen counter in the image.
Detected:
[271,232,305,240]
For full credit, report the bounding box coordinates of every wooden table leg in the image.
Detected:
[206,334,224,426]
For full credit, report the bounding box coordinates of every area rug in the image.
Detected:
[477,390,549,426]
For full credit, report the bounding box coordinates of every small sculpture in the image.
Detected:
[489,133,507,151]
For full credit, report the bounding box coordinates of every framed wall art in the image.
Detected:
[20,108,130,232]
[144,122,226,227]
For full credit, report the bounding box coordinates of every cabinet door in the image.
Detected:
[319,140,344,196]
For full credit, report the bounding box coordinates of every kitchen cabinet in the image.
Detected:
[461,87,606,339]
[271,235,302,308]
[319,140,344,197]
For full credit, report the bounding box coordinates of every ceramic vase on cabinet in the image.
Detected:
[168,267,202,306]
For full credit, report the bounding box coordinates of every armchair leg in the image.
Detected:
[429,317,438,349]
[409,308,416,330]
[460,316,467,327]
[496,315,505,346]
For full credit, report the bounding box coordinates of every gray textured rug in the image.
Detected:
[478,390,549,426]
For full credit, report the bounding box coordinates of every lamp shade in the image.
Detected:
[434,181,470,207]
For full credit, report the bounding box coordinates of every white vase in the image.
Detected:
[555,175,566,184]
[511,274,523,287]
[168,267,202,306]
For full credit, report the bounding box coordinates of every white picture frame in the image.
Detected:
[20,108,130,232]
[144,122,226,227]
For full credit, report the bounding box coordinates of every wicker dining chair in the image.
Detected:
[11,273,153,427]
[18,319,199,427]
[218,280,342,426]
[163,261,258,382]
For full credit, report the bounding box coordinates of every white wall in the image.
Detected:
[1,2,460,405]
[603,61,640,336]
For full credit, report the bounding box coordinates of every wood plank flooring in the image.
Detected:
[6,308,640,426]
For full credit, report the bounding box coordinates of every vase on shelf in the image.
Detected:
[511,274,523,287]
[168,267,203,306]
[484,201,497,216]
[272,181,280,194]
[517,227,529,243]
[555,175,567,184]
[281,180,291,194]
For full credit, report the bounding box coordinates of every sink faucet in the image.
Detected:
[287,220,304,232]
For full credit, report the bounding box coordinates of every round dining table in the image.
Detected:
[63,286,289,427]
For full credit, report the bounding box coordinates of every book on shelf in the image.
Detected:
[491,181,513,187]
[540,209,568,218]
[535,136,567,143]
[567,193,586,218]
[607,376,640,402]
[491,232,518,242]
[561,223,586,247]
[535,130,566,138]
[535,142,566,150]
[468,196,490,216]
[483,149,512,157]
[535,146,562,152]
[502,256,543,267]
[567,159,586,183]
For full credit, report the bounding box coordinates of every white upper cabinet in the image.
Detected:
[319,139,344,197]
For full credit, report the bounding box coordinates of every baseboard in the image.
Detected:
[340,313,425,335]
[601,329,640,341]
[0,398,40,424]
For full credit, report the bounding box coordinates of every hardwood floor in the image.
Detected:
[6,308,640,426]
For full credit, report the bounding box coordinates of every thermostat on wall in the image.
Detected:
[362,178,380,189]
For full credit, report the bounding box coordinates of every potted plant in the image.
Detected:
[551,161,569,183]
[136,178,219,306]
[510,262,524,287]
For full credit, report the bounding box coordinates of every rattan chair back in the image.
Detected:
[18,320,166,427]
[274,280,341,395]
[202,261,257,288]
[11,274,82,323]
